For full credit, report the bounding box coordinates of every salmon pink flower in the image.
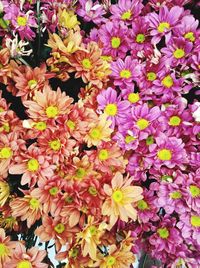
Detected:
[102,172,143,229]
[0,228,16,266]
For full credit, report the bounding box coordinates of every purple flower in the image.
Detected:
[113,129,139,151]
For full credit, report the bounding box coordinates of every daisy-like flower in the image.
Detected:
[0,228,16,266]
[102,172,143,229]
[97,87,130,128]
[84,114,113,147]
[111,56,141,89]
[0,181,10,207]
[5,242,48,268]
[23,86,73,122]
[110,0,143,24]
[148,5,183,44]
[9,144,56,187]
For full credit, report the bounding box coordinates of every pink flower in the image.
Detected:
[0,228,16,266]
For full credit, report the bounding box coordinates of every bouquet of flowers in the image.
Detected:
[0,0,199,267]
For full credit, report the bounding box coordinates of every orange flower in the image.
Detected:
[0,228,16,267]
[102,172,143,229]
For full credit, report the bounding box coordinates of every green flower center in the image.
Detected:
[88,186,98,196]
[29,198,40,210]
[125,135,136,144]
[49,139,61,151]
[173,48,185,59]
[120,69,131,79]
[190,215,200,227]
[136,118,149,130]
[136,33,145,43]
[184,31,195,42]
[170,191,182,199]
[54,223,65,234]
[121,10,131,20]
[89,128,101,140]
[137,200,148,210]
[34,121,47,131]
[146,136,154,145]
[66,120,76,130]
[169,116,181,126]
[45,105,59,118]
[89,225,97,236]
[49,187,59,196]
[98,149,109,161]
[111,37,121,48]
[157,227,169,239]
[162,75,173,88]
[189,185,200,198]
[112,190,123,203]
[128,92,140,103]
[157,22,170,33]
[0,147,12,159]
[27,158,39,172]
[106,256,116,266]
[69,247,79,258]
[82,58,92,69]
[28,79,37,89]
[105,103,118,116]
[157,149,172,161]
[147,72,157,81]
[75,168,86,179]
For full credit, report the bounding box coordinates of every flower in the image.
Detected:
[0,181,10,207]
[102,172,143,229]
[0,228,15,266]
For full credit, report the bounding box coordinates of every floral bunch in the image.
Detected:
[0,0,199,268]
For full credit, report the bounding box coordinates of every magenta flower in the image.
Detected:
[110,56,141,89]
[148,5,184,44]
[97,87,130,128]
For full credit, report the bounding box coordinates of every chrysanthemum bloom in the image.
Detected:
[35,216,79,251]
[9,144,56,187]
[5,242,48,268]
[0,228,16,266]
[84,114,113,147]
[161,37,193,67]
[76,216,107,260]
[0,181,9,207]
[23,86,73,122]
[102,172,143,229]
[58,8,80,30]
[0,48,17,85]
[97,87,130,128]
[111,56,141,89]
[98,21,129,59]
[86,141,127,174]
[4,4,37,40]
[10,192,42,228]
[149,133,188,169]
[12,64,55,101]
[68,41,110,88]
[126,152,148,181]
[110,0,143,24]
[113,129,139,151]
[148,5,183,44]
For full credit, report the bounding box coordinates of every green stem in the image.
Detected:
[17,57,31,66]
[142,253,147,268]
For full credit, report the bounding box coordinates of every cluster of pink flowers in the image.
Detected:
[0,0,199,267]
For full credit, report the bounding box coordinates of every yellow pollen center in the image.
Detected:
[98,149,109,161]
[0,147,12,159]
[120,69,132,79]
[28,79,37,89]
[27,158,39,172]
[89,225,97,236]
[137,200,148,210]
[184,31,195,42]
[157,149,172,161]
[111,37,121,48]
[88,186,98,196]
[0,107,4,112]
[173,48,185,59]
[169,116,181,126]
[136,118,149,130]
[49,187,59,196]
[136,33,145,43]
[17,16,27,27]
[170,191,182,199]
[112,190,123,203]
[190,216,200,227]
[105,103,118,116]
[66,120,76,130]
[45,106,59,118]
[82,58,92,69]
[106,256,116,266]
[157,227,169,239]
[125,135,136,143]
[157,22,170,33]
[89,127,101,140]
[121,10,131,20]
[49,139,61,151]
[189,185,200,198]
[0,243,9,257]
[29,198,40,210]
[147,72,157,81]
[34,121,47,131]
[162,75,173,88]
[75,168,86,179]
[17,260,32,268]
[54,223,65,234]
[128,92,140,103]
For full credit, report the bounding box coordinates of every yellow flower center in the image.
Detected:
[88,186,98,196]
[27,158,39,172]
[34,121,47,131]
[190,215,200,227]
[157,227,169,239]
[162,75,173,88]
[54,223,65,234]
[169,116,181,126]
[17,260,32,268]
[120,69,132,79]
[65,196,73,203]
[157,149,172,161]
[89,225,97,236]
[136,118,149,130]
[189,185,200,198]
[170,191,182,199]
[29,198,40,210]
[82,58,92,69]
[184,31,195,42]
[147,72,157,81]
[173,48,185,59]
[137,200,148,210]
[17,16,27,27]
[89,127,101,140]
[157,22,170,33]
[111,37,121,48]
[105,103,118,116]
[75,168,86,179]
[128,92,140,103]
[66,120,76,130]
[45,106,59,118]
[125,135,136,144]
[49,187,59,196]
[136,33,145,43]
[146,135,154,145]
[161,175,173,182]
[49,139,61,151]
[112,190,123,203]
[0,147,12,159]
[0,243,9,257]
[28,79,37,89]
[121,10,131,20]
[98,149,109,161]
[106,256,116,266]
[0,107,4,112]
